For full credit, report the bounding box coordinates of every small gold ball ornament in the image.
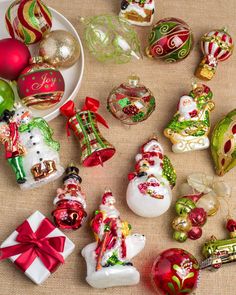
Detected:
[39,30,81,68]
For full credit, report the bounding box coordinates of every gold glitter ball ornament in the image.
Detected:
[39,30,81,69]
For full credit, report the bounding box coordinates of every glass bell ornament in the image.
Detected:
[151,248,200,295]
[211,109,236,176]
[52,165,87,230]
[60,97,116,167]
[80,15,141,63]
[5,0,52,45]
[107,75,156,125]
[146,17,193,62]
[195,28,234,81]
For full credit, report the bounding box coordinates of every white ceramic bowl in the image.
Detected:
[0,0,84,121]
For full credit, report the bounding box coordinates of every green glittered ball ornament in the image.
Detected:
[173,231,188,242]
[80,15,141,63]
[0,79,15,116]
[146,17,193,62]
[175,197,196,216]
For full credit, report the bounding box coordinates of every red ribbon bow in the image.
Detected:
[0,218,65,273]
[60,97,109,136]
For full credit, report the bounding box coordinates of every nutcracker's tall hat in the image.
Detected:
[60,98,116,167]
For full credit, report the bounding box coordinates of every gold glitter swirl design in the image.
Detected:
[159,24,170,34]
[178,48,188,58]
[149,30,156,44]
[153,44,164,56]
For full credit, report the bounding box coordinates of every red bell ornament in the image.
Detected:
[60,97,116,167]
[151,248,200,295]
[17,57,65,109]
[0,38,30,81]
[5,0,52,45]
[52,165,87,230]
[195,28,234,81]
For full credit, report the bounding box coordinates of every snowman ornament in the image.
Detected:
[126,138,176,218]
[13,104,64,189]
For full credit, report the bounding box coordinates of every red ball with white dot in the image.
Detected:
[17,56,65,110]
[188,207,207,226]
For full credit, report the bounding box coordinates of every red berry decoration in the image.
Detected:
[188,227,202,240]
[151,248,200,294]
[0,38,30,81]
[189,207,207,226]
[17,57,65,110]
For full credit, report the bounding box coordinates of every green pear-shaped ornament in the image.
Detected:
[211,109,236,176]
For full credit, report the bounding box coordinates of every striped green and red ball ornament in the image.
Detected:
[146,17,193,63]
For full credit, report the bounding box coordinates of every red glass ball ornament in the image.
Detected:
[52,199,87,230]
[151,248,200,295]
[189,207,207,226]
[17,57,65,109]
[0,38,30,81]
[188,227,202,240]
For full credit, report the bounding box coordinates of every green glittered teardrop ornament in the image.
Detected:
[211,109,236,176]
[80,15,142,63]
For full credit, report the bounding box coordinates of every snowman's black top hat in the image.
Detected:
[63,165,82,183]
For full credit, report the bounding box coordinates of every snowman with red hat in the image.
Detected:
[126,138,176,218]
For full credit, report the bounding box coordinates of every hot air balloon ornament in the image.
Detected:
[211,109,236,176]
[195,28,234,81]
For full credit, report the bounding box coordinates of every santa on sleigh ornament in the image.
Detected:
[82,190,146,289]
[126,137,176,218]
[164,83,215,153]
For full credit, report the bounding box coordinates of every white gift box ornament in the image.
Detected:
[126,138,176,218]
[82,190,146,289]
[0,211,75,285]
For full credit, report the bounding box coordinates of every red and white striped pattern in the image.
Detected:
[201,30,233,61]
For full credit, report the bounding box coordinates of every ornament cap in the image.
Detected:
[128,74,140,87]
[30,56,44,65]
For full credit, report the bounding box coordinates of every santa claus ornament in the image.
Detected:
[82,190,146,289]
[164,83,214,153]
[17,57,65,110]
[0,103,64,189]
[52,165,87,230]
[172,173,231,242]
[107,75,156,125]
[211,109,236,176]
[201,219,236,270]
[5,0,52,45]
[126,137,176,218]
[146,17,193,62]
[151,248,200,294]
[60,97,116,167]
[195,28,234,81]
[119,0,155,26]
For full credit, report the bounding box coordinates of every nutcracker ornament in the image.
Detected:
[164,83,214,153]
[52,165,87,230]
[151,248,200,294]
[201,219,236,270]
[80,15,141,63]
[172,173,231,242]
[146,17,193,62]
[13,103,64,189]
[60,97,116,167]
[17,57,65,110]
[211,109,236,176]
[0,110,26,184]
[5,0,52,45]
[107,75,156,125]
[119,0,155,26]
[82,190,146,289]
[126,137,176,218]
[195,28,234,81]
